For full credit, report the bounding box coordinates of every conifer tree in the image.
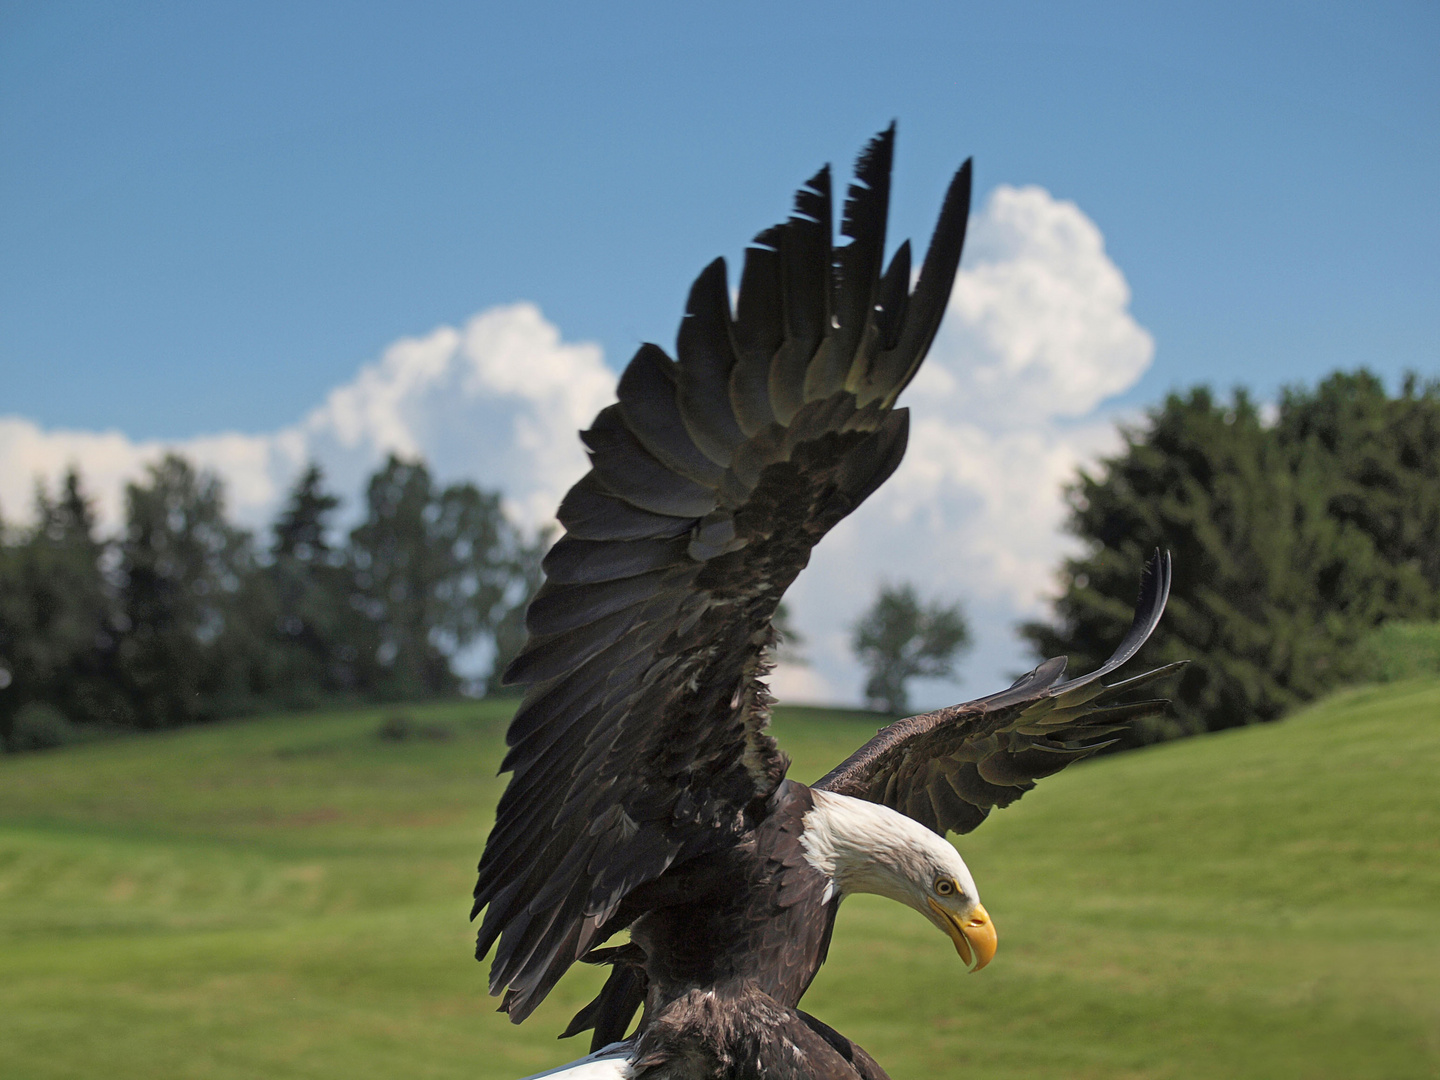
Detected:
[115,455,260,727]
[0,470,121,746]
[268,464,352,702]
[1023,372,1440,742]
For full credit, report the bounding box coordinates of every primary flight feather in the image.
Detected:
[473,125,1179,1080]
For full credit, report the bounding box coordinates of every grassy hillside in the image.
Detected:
[1,681,1437,1079]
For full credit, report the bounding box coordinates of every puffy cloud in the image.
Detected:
[0,186,1151,709]
[936,184,1153,422]
[780,185,1154,705]
[0,420,303,532]
[296,303,614,529]
[0,303,614,533]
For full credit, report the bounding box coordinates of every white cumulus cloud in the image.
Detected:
[939,184,1153,420]
[0,303,614,534]
[0,185,1151,711]
[773,184,1153,707]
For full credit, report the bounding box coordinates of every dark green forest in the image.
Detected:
[1023,370,1440,744]
[0,455,542,751]
[3,368,1437,754]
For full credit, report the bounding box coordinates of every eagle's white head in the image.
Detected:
[799,788,997,971]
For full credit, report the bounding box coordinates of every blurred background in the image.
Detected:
[1,3,1437,1078]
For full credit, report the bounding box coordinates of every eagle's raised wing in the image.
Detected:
[473,127,974,1021]
[814,550,1184,835]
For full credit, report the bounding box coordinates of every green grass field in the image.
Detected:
[2,680,1438,1080]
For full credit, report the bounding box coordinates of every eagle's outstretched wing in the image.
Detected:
[815,550,1183,835]
[473,127,974,1021]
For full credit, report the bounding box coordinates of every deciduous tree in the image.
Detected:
[348,455,532,699]
[852,585,970,715]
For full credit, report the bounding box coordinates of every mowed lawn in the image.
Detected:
[1,681,1438,1080]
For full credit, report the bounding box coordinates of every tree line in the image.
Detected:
[5,368,1435,752]
[0,455,541,751]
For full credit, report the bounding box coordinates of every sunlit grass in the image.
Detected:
[2,683,1437,1078]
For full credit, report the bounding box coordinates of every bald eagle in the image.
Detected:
[474,126,1180,1080]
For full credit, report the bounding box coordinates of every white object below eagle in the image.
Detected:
[474,126,1181,1080]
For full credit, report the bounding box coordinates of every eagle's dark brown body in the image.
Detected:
[612,781,888,1079]
[630,782,834,1012]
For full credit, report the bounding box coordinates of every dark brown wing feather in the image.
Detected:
[815,551,1184,835]
[473,128,975,1022]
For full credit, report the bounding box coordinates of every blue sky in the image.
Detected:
[2,1,1437,702]
[5,1,1436,435]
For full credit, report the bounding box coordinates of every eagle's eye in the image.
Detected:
[934,877,956,896]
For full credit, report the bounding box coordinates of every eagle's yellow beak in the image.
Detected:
[928,899,997,972]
